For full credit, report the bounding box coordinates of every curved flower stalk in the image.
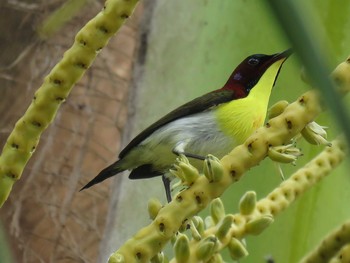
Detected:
[330,244,350,263]
[0,0,139,207]
[301,220,350,263]
[169,137,346,262]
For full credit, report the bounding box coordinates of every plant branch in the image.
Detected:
[300,220,350,263]
[169,137,346,262]
[0,0,139,207]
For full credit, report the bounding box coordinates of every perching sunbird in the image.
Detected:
[81,49,292,201]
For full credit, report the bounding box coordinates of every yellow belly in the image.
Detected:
[215,96,267,144]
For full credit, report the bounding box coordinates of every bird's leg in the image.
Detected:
[162,175,172,202]
[172,143,205,160]
[173,150,206,160]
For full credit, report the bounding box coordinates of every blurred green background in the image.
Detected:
[130,0,350,262]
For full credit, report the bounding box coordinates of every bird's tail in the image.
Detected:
[79,160,125,191]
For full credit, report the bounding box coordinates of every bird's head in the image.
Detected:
[222,49,293,98]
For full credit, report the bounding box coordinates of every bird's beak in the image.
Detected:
[265,49,293,87]
[263,49,293,70]
[272,48,293,62]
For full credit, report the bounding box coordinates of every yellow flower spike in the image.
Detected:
[239,191,257,215]
[268,144,302,164]
[300,220,350,263]
[0,0,140,207]
[148,198,163,220]
[245,215,274,236]
[178,162,199,185]
[174,233,190,263]
[210,198,226,225]
[227,237,249,260]
[331,244,350,263]
[168,137,346,263]
[301,121,332,146]
[268,100,289,119]
[216,215,234,241]
[150,252,165,263]
[196,235,218,261]
[203,154,224,182]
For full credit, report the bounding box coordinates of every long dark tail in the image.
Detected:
[79,160,125,191]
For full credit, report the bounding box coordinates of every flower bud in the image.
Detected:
[174,233,190,262]
[148,198,162,220]
[245,215,274,235]
[196,236,218,261]
[268,144,302,164]
[203,154,224,182]
[216,215,233,240]
[301,121,331,146]
[239,191,257,215]
[210,198,225,224]
[190,217,204,241]
[268,100,289,119]
[227,238,248,260]
[179,162,199,185]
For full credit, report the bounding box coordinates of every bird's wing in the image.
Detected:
[119,89,236,158]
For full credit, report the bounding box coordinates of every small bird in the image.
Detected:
[81,49,292,201]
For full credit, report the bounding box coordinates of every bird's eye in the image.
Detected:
[248,58,259,66]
